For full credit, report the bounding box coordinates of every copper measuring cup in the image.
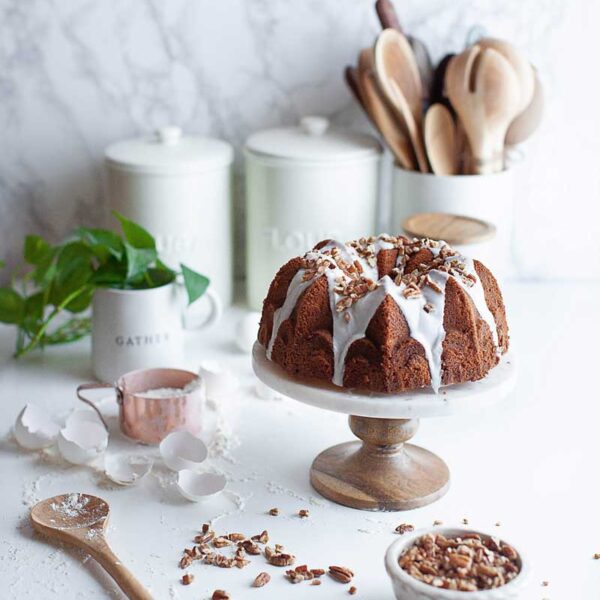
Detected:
[77,368,205,444]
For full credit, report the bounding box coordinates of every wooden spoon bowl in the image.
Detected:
[31,493,152,600]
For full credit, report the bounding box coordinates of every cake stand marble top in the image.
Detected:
[252,342,517,419]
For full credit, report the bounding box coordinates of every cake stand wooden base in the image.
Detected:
[310,416,449,511]
[252,342,516,512]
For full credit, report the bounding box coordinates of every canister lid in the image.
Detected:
[105,126,234,174]
[245,116,381,163]
[402,213,496,245]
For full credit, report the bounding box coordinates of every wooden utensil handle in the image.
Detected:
[91,543,154,600]
[375,0,402,31]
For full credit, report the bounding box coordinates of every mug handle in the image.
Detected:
[181,286,222,331]
[76,382,115,432]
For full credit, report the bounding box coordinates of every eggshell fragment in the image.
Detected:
[104,454,153,486]
[235,312,261,352]
[58,410,108,465]
[159,430,208,472]
[13,404,59,450]
[176,470,226,502]
[199,360,239,400]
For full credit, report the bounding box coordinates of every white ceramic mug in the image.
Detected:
[91,283,221,382]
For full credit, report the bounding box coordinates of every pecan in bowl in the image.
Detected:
[384,527,529,600]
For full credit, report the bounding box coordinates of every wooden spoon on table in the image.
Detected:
[506,70,544,145]
[445,45,521,174]
[374,28,429,172]
[31,494,153,600]
[424,104,457,175]
[374,0,433,101]
[356,49,416,170]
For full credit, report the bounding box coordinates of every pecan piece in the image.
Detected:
[252,572,271,587]
[251,530,269,544]
[329,565,354,583]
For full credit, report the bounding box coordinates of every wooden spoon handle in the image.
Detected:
[389,79,429,172]
[90,541,154,600]
[375,0,402,31]
[344,66,366,111]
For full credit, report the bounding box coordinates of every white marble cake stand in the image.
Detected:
[252,342,517,511]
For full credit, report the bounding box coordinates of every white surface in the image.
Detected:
[252,343,517,419]
[0,0,599,284]
[0,282,599,599]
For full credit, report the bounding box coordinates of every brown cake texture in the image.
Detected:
[258,235,509,394]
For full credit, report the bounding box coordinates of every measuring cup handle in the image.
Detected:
[76,383,114,432]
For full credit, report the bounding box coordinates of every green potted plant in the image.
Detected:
[0,213,219,379]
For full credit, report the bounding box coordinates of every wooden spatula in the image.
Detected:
[445,45,521,174]
[31,494,153,600]
[424,104,457,175]
[374,28,429,172]
[357,48,416,170]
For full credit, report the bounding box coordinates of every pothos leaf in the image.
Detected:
[113,211,155,250]
[181,263,210,305]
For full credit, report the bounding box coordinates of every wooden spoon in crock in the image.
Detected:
[374,28,429,172]
[31,493,153,600]
[357,48,416,170]
[445,45,521,174]
[424,103,458,175]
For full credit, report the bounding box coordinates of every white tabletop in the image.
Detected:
[1,282,599,600]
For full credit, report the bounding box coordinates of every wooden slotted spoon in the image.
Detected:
[374,28,429,172]
[31,494,153,600]
[356,48,416,170]
[477,37,535,115]
[445,45,521,174]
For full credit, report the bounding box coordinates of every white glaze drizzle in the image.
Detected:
[266,269,314,359]
[266,237,500,392]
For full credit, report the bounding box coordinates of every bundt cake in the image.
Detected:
[258,235,508,393]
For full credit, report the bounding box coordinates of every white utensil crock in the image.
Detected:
[105,126,234,306]
[245,116,382,310]
[391,167,516,279]
[91,283,220,382]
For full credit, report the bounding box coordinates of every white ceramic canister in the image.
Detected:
[105,126,234,306]
[391,167,516,279]
[245,116,382,310]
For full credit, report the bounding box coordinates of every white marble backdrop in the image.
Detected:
[0,0,598,285]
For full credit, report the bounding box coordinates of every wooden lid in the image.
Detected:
[401,213,496,245]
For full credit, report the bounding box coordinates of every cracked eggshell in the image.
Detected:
[58,411,108,465]
[199,360,239,400]
[13,404,60,450]
[104,454,153,486]
[235,311,261,352]
[176,470,226,502]
[159,430,208,472]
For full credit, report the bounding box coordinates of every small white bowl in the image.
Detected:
[385,527,529,600]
